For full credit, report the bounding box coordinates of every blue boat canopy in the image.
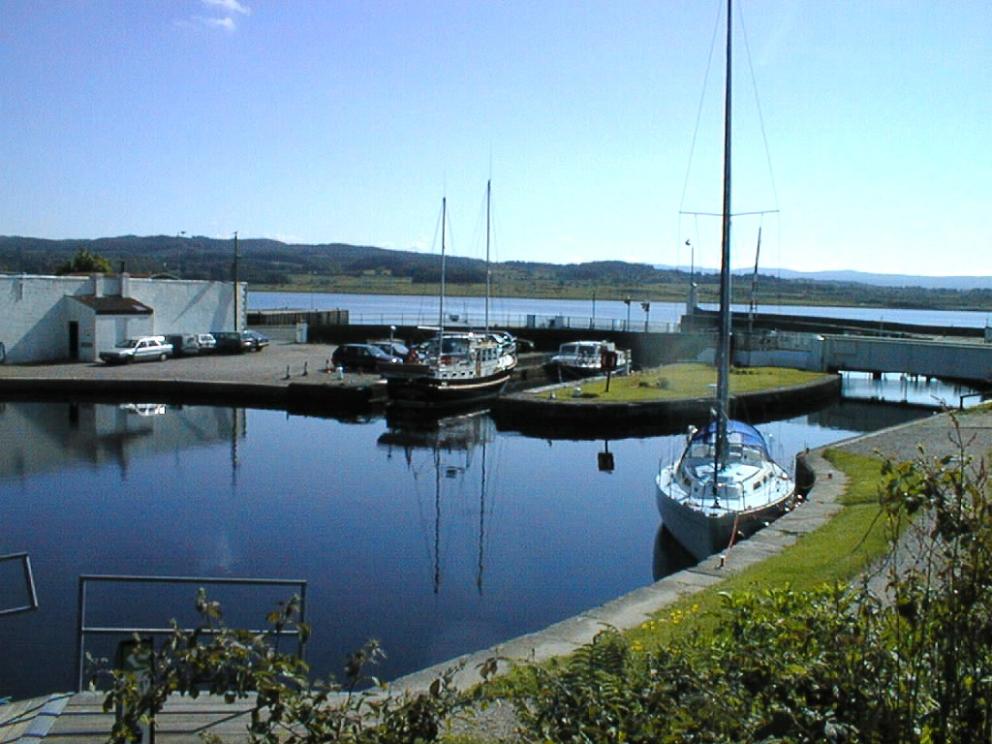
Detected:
[691,420,770,455]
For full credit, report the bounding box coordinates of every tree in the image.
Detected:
[56,248,113,275]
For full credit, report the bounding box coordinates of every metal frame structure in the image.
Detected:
[75,574,307,691]
[0,552,39,617]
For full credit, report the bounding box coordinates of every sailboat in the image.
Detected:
[381,189,517,408]
[655,0,795,561]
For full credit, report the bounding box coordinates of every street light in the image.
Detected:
[233,231,240,332]
[177,231,186,277]
[623,296,631,331]
[641,301,651,332]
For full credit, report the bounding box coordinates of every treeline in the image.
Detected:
[0,234,989,310]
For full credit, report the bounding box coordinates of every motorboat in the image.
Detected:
[545,339,629,380]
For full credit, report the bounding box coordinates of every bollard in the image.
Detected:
[325,358,332,372]
[303,361,308,376]
[336,366,344,380]
[284,365,290,380]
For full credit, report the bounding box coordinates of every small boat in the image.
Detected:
[545,339,629,380]
[382,187,517,408]
[655,0,795,560]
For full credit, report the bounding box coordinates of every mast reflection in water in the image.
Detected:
[378,410,494,596]
[0,384,964,700]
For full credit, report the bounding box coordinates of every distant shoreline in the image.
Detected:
[249,283,992,314]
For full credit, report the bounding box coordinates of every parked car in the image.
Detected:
[194,333,216,352]
[99,336,173,364]
[368,339,410,359]
[331,343,402,372]
[242,329,269,351]
[164,333,214,357]
[212,330,268,353]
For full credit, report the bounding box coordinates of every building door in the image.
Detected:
[68,321,79,360]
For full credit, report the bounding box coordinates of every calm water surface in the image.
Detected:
[250,291,992,330]
[3,376,973,699]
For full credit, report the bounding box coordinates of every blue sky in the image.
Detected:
[1,1,988,275]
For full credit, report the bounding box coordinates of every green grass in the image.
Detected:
[534,363,833,402]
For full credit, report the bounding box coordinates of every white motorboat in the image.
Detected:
[545,339,629,380]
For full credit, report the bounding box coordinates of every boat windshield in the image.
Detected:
[690,420,770,457]
[440,337,470,355]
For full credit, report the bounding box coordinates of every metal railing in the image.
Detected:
[340,311,679,334]
[75,574,308,691]
[0,552,38,617]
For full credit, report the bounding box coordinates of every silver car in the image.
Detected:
[99,336,173,364]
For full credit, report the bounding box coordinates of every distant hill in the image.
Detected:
[658,264,991,291]
[2,235,990,310]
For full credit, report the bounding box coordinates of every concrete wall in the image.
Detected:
[0,276,88,363]
[0,274,243,364]
[128,277,242,335]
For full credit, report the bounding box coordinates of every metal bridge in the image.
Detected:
[738,331,992,385]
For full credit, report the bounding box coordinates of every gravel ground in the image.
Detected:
[0,339,351,385]
[835,406,992,605]
[835,406,992,465]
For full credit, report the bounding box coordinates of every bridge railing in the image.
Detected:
[341,311,678,334]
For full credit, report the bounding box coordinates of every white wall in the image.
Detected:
[0,275,87,363]
[0,274,244,364]
[127,277,242,335]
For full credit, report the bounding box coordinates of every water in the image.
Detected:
[249,291,992,331]
[0,378,966,700]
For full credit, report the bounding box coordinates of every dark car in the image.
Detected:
[331,343,402,373]
[242,329,270,351]
[164,333,214,357]
[368,339,410,359]
[212,330,270,354]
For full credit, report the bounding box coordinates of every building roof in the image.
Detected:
[71,295,153,315]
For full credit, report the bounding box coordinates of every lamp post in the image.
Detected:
[686,239,697,315]
[177,231,186,277]
[233,231,240,332]
[641,301,651,332]
[623,296,631,331]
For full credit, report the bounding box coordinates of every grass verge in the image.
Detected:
[532,363,832,402]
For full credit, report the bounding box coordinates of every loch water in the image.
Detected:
[0,372,977,699]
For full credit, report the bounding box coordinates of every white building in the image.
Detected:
[0,273,245,364]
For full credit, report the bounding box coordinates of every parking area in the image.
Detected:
[0,339,378,388]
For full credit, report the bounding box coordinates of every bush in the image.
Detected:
[93,590,462,743]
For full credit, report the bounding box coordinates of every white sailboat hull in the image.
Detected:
[655,456,795,561]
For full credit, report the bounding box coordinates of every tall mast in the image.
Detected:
[438,197,447,341]
[485,179,491,332]
[715,0,733,487]
[748,226,762,335]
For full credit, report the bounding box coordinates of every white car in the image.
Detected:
[99,336,173,364]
